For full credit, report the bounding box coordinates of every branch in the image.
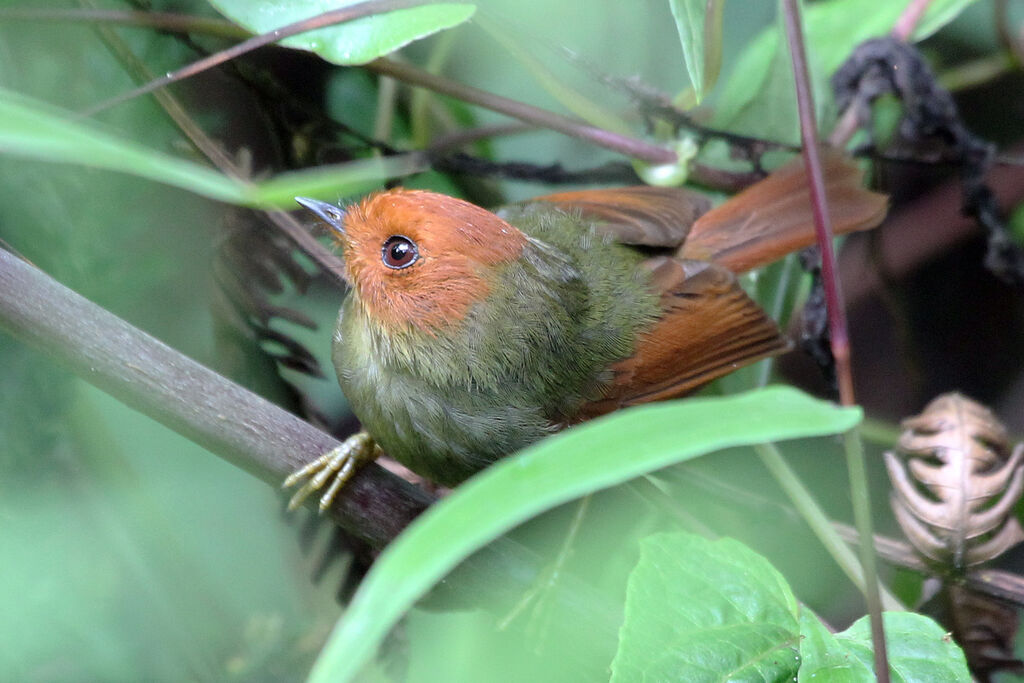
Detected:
[0,247,625,638]
[0,248,431,549]
[365,57,676,164]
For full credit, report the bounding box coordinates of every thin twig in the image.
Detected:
[76,0,456,117]
[835,522,1024,609]
[891,0,935,42]
[18,8,1015,174]
[782,1,890,679]
[62,0,675,164]
[85,6,348,284]
[756,443,903,611]
[365,57,677,164]
[783,8,853,407]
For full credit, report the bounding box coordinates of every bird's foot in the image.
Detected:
[283,431,381,512]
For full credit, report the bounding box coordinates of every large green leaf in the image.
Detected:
[207,0,476,65]
[798,610,970,682]
[713,0,979,143]
[307,386,861,682]
[611,532,801,682]
[0,87,426,207]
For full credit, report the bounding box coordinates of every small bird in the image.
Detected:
[285,151,887,509]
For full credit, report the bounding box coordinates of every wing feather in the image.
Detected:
[577,257,790,418]
[530,186,711,248]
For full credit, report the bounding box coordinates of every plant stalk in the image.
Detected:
[77,0,460,117]
[755,443,903,611]
[781,0,889,678]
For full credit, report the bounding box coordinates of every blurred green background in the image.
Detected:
[2,0,1024,680]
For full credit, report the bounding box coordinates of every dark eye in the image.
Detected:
[381,235,419,269]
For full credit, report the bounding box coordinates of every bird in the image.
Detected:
[285,150,887,510]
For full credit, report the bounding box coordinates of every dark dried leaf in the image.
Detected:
[923,584,1023,682]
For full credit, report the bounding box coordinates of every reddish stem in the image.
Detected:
[782,9,854,408]
[892,0,935,42]
[781,1,890,680]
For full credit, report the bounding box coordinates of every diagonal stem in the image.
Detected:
[60,1,676,164]
[365,57,676,163]
[781,0,889,679]
[76,0,448,117]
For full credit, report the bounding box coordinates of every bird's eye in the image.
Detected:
[381,235,419,269]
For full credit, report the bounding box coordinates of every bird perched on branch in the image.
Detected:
[286,150,886,510]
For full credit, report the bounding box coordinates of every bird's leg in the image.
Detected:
[283,430,382,512]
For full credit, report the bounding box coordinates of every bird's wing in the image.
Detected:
[528,150,886,269]
[577,257,790,418]
[528,186,712,248]
[680,149,888,272]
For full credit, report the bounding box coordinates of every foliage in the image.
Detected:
[0,0,1014,681]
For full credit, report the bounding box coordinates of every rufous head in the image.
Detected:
[297,189,528,333]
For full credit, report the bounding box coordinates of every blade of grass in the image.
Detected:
[0,86,427,208]
[755,442,903,611]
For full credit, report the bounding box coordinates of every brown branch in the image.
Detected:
[365,57,676,164]
[0,247,624,645]
[0,248,430,548]
[835,522,1024,609]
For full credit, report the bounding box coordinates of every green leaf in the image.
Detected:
[669,0,725,104]
[905,0,980,42]
[798,610,971,682]
[307,386,861,683]
[476,15,632,135]
[713,0,978,143]
[207,0,476,66]
[0,87,427,207]
[611,533,801,682]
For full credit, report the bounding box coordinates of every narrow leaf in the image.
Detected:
[0,87,427,207]
[669,0,725,104]
[307,386,861,682]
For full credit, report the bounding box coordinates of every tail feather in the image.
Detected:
[680,149,888,273]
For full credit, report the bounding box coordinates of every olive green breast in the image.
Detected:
[333,203,659,484]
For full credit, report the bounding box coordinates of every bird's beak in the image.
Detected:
[295,197,346,239]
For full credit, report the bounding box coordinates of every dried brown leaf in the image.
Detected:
[886,393,1024,569]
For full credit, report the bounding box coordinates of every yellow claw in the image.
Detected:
[283,431,381,512]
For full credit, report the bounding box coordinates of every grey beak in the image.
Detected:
[295,197,346,238]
